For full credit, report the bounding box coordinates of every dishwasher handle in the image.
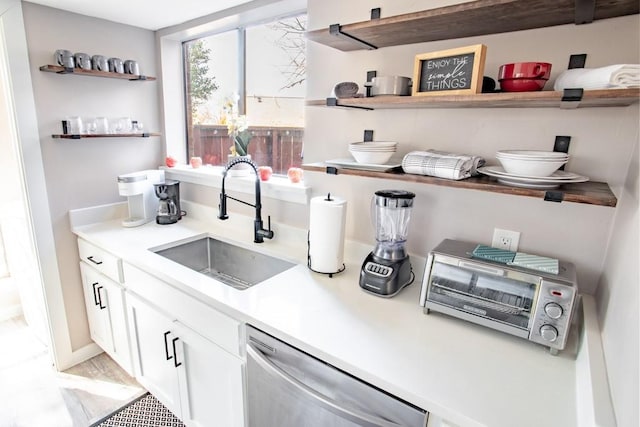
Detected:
[247,343,401,427]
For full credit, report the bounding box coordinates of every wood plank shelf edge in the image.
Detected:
[52,133,161,139]
[306,89,640,110]
[40,65,156,81]
[302,163,617,207]
[306,0,639,51]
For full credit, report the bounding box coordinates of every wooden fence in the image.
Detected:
[190,125,304,175]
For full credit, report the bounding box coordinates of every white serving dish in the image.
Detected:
[478,166,588,189]
[496,156,568,177]
[349,148,395,164]
[496,150,569,160]
[325,158,402,171]
[349,141,398,150]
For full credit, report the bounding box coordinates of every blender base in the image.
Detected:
[359,253,413,297]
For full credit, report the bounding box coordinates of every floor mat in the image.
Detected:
[90,392,184,426]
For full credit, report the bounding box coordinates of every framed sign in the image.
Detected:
[412,44,487,96]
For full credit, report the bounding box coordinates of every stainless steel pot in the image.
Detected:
[364,76,412,96]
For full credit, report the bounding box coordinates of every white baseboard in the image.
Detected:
[57,342,103,371]
[575,295,616,426]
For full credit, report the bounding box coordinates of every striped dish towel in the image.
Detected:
[402,149,485,180]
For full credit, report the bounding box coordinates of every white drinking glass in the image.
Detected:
[117,117,132,134]
[95,117,109,134]
[67,116,83,134]
[83,118,97,134]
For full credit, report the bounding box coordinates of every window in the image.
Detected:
[184,14,306,175]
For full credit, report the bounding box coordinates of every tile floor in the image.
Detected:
[0,316,145,427]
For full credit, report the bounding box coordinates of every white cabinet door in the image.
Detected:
[173,321,245,427]
[80,262,114,353]
[80,262,133,375]
[126,293,182,417]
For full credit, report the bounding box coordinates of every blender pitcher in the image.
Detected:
[360,190,416,297]
[372,190,415,261]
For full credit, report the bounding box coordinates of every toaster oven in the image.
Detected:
[419,239,578,354]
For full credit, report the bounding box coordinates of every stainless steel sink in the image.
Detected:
[153,236,295,290]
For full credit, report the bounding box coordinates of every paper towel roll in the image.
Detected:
[308,194,347,274]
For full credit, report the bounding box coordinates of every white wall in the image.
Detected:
[22,2,162,351]
[302,1,639,296]
[596,136,639,427]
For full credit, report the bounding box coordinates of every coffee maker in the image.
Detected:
[359,190,415,297]
[154,179,182,225]
[117,170,164,227]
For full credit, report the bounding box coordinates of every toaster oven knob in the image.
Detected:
[544,302,563,319]
[540,324,558,342]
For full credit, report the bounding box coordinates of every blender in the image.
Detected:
[359,190,415,297]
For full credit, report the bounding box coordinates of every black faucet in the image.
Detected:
[218,157,274,243]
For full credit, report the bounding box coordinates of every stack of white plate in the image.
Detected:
[495,150,569,177]
[479,150,588,189]
[348,141,397,164]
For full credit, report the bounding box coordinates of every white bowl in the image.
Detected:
[496,150,569,160]
[349,141,398,150]
[349,146,396,152]
[497,156,568,177]
[349,148,394,164]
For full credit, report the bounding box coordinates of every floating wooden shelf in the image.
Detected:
[52,133,160,139]
[40,65,156,81]
[302,162,617,207]
[306,88,640,110]
[306,0,640,51]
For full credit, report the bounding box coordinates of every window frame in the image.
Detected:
[156,1,309,204]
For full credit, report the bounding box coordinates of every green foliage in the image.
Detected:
[187,40,218,108]
[233,129,252,156]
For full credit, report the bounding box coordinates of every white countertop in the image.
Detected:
[71,202,582,427]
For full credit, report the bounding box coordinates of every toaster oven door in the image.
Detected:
[426,258,538,331]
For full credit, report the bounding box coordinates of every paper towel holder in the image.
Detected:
[307,232,346,278]
[307,193,346,278]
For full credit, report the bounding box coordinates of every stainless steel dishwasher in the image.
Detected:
[246,325,428,427]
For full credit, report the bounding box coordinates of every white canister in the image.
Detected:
[308,194,347,275]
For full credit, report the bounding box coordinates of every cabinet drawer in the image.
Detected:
[78,238,123,283]
[124,262,242,357]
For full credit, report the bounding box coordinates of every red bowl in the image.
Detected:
[498,62,552,80]
[499,78,548,92]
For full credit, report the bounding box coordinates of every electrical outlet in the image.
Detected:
[492,228,520,252]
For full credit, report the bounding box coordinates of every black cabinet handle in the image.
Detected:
[87,256,103,265]
[96,286,106,309]
[92,282,100,306]
[163,331,172,360]
[171,337,182,368]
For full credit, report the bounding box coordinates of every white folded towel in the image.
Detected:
[553,64,640,90]
[402,149,485,180]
